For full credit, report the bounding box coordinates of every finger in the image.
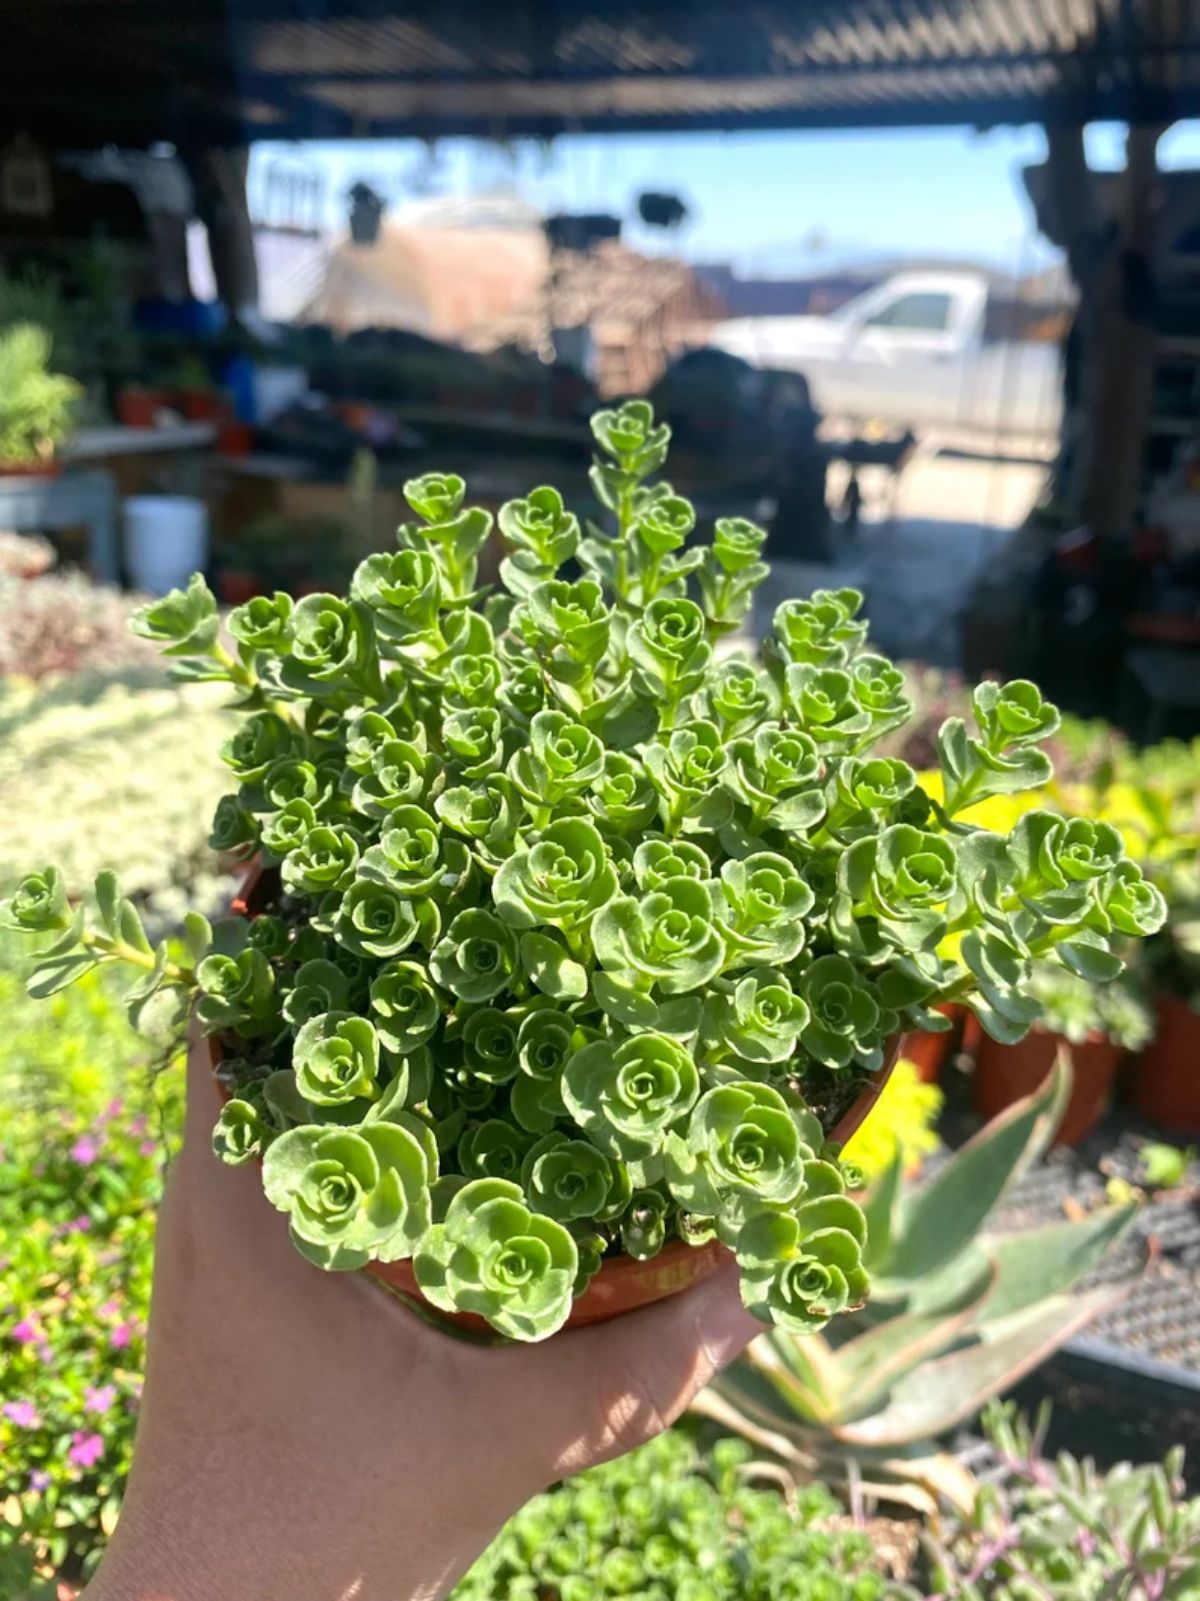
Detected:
[512,1263,762,1478]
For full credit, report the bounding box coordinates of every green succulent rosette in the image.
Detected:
[350,548,442,644]
[413,1178,577,1341]
[837,823,957,954]
[563,1033,699,1170]
[263,1116,435,1270]
[796,955,883,1070]
[368,959,441,1054]
[521,1133,613,1223]
[509,710,605,809]
[587,751,658,833]
[493,818,617,932]
[643,721,731,832]
[227,591,293,653]
[282,958,351,1029]
[593,879,724,997]
[733,1165,869,1333]
[718,852,814,966]
[333,878,420,960]
[699,658,774,738]
[772,588,867,668]
[293,1010,381,1106]
[349,741,437,819]
[280,825,360,897]
[212,1097,269,1165]
[664,1082,819,1221]
[701,967,810,1067]
[431,908,519,1003]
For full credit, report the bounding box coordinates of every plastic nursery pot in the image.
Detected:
[973,1028,1122,1147]
[223,861,901,1334]
[1128,992,1200,1135]
[177,389,231,424]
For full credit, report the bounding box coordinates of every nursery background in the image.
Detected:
[3,2,1200,1596]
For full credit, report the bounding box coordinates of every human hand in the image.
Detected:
[85,1034,761,1601]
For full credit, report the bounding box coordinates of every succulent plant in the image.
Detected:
[0,402,1165,1341]
[697,1063,1144,1511]
[924,1402,1200,1599]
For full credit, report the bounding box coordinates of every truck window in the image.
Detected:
[864,292,953,331]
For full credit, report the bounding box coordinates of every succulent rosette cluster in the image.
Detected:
[1,402,1166,1342]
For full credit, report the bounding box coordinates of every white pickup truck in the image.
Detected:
[707,270,1062,439]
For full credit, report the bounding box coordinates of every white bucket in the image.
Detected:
[123,496,209,596]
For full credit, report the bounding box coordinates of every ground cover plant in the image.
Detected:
[0,402,1166,1342]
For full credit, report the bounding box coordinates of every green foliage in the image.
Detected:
[925,1403,1200,1599]
[0,669,235,925]
[1140,1141,1196,1190]
[703,1065,1141,1492]
[0,322,81,465]
[452,1429,906,1601]
[1029,962,1154,1050]
[0,956,181,1590]
[1,402,1164,1341]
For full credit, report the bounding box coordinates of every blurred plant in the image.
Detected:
[452,1429,909,1600]
[924,1401,1200,1599]
[697,1064,1141,1514]
[1029,963,1154,1051]
[0,270,76,372]
[0,532,56,580]
[1140,1141,1196,1190]
[0,322,81,466]
[0,669,235,924]
[843,1057,942,1182]
[213,513,352,595]
[0,984,181,1590]
[0,573,157,680]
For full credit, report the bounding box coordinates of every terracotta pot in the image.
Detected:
[216,567,263,606]
[1129,992,1200,1134]
[0,458,61,478]
[116,389,167,428]
[178,389,230,423]
[897,1001,967,1085]
[220,861,900,1332]
[973,1028,1122,1146]
[216,422,253,457]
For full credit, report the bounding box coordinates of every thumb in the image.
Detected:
[515,1263,762,1480]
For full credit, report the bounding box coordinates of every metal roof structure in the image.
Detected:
[5,0,1200,148]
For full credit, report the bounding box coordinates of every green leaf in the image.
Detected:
[27,950,99,998]
[520,932,588,1001]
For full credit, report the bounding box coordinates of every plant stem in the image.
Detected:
[85,930,191,987]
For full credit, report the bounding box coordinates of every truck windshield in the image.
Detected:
[863,292,953,331]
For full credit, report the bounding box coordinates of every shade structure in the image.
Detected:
[4,0,1200,149]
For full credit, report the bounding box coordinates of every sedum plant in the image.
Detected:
[697,1063,1143,1512]
[925,1402,1200,1599]
[0,402,1166,1342]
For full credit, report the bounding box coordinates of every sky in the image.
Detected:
[249,121,1200,279]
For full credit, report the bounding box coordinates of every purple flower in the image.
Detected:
[10,1318,38,1345]
[70,1216,91,1234]
[84,1384,117,1416]
[68,1431,104,1470]
[129,1114,148,1137]
[69,1136,98,1166]
[28,1470,51,1492]
[35,1344,53,1365]
[3,1400,41,1428]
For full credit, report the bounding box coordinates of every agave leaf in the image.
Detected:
[977,1204,1139,1329]
[688,1386,817,1471]
[860,1149,904,1273]
[874,1060,1069,1292]
[824,1258,996,1419]
[830,1281,1135,1449]
[733,1333,833,1425]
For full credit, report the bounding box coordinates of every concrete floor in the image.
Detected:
[759,453,1048,667]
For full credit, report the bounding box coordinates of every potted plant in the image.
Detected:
[0,321,81,475]
[173,354,231,423]
[1131,858,1200,1132]
[0,402,1165,1343]
[973,962,1153,1144]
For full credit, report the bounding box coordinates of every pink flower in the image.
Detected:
[35,1344,53,1365]
[3,1400,40,1428]
[139,1140,157,1157]
[84,1384,116,1416]
[69,1136,98,1166]
[70,1217,91,1234]
[97,1300,119,1320]
[68,1431,104,1470]
[28,1470,51,1492]
[10,1318,38,1345]
[100,1098,125,1124]
[109,1322,134,1350]
[129,1115,148,1137]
